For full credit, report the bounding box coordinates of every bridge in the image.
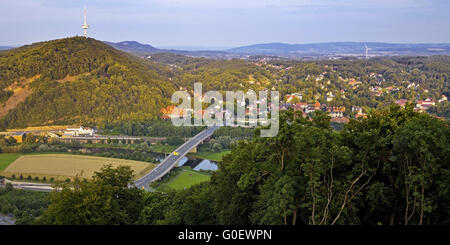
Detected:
[134,126,219,190]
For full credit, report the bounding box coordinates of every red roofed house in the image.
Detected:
[395,99,409,107]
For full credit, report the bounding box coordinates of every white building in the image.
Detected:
[65,126,95,137]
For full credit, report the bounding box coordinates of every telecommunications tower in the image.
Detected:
[364,44,369,59]
[82,7,89,38]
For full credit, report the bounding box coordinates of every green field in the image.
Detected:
[167,169,211,190]
[188,150,230,162]
[149,144,178,154]
[0,153,21,171]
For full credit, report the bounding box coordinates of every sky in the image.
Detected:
[1,0,449,49]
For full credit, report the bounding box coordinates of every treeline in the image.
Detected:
[71,148,158,163]
[102,120,206,137]
[428,101,450,118]
[0,134,158,163]
[34,105,449,225]
[101,119,254,138]
[200,136,237,152]
[0,134,48,153]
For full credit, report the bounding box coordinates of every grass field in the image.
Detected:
[149,144,178,154]
[167,169,211,190]
[0,154,155,181]
[188,150,230,162]
[0,153,21,171]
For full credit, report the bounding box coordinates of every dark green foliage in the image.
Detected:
[205,107,449,225]
[166,136,184,146]
[0,37,176,129]
[0,188,49,225]
[102,120,206,137]
[29,107,449,225]
[38,164,144,225]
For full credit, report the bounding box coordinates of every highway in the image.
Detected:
[134,126,219,190]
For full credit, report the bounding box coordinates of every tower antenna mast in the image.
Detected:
[82,7,89,38]
[365,44,369,59]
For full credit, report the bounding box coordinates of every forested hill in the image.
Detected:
[0,37,177,129]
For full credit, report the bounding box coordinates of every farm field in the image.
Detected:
[0,153,21,171]
[0,154,155,181]
[167,169,211,190]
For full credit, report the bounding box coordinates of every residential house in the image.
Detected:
[327,106,346,118]
[416,98,435,111]
[395,99,409,107]
[11,131,26,143]
[352,106,363,113]
[326,91,334,102]
[438,95,448,103]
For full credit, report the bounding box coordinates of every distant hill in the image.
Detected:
[0,37,176,129]
[0,46,12,51]
[227,42,450,57]
[103,41,160,55]
[104,41,237,59]
[104,40,450,59]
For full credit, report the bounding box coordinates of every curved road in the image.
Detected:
[134,126,219,190]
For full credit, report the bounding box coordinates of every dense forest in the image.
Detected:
[0,184,49,224]
[30,105,449,225]
[0,37,176,129]
[1,37,448,131]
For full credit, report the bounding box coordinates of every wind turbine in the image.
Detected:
[82,7,89,38]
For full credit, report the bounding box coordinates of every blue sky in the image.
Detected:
[1,0,449,49]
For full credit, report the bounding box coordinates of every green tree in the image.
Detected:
[38,165,144,225]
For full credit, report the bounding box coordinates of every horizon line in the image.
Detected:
[3,37,450,50]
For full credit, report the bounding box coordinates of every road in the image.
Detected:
[0,214,15,225]
[1,180,54,192]
[134,126,219,190]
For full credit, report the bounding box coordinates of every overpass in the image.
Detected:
[134,126,219,190]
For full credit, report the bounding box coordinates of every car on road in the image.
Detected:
[173,151,179,155]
